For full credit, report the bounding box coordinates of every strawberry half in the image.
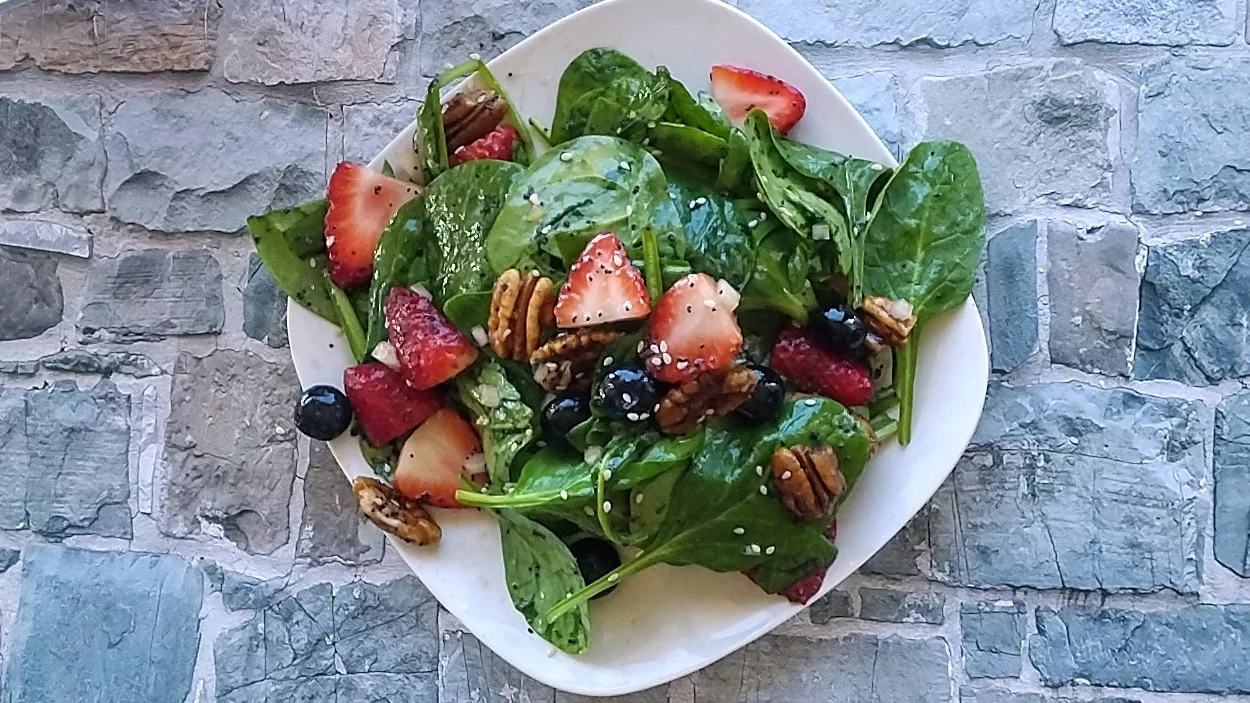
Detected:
[770,326,873,407]
[386,288,479,390]
[554,232,651,329]
[393,408,482,508]
[709,64,807,135]
[325,162,422,289]
[645,273,743,384]
[343,362,442,446]
[449,122,521,167]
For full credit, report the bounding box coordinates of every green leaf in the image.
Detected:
[248,199,337,323]
[418,59,535,181]
[716,129,753,193]
[359,437,398,481]
[579,72,670,141]
[497,509,591,654]
[330,284,368,362]
[442,291,492,335]
[664,72,732,139]
[739,227,817,322]
[667,175,755,289]
[627,464,685,548]
[455,358,535,487]
[365,197,427,352]
[550,48,651,143]
[649,122,728,171]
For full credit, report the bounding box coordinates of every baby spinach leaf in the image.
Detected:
[663,70,732,140]
[364,197,427,352]
[550,48,651,143]
[667,176,755,288]
[359,436,398,481]
[613,428,705,490]
[418,59,535,182]
[716,129,753,194]
[455,358,535,487]
[739,227,817,322]
[578,72,669,142]
[442,291,491,335]
[496,509,591,654]
[651,123,729,173]
[627,464,685,548]
[248,199,337,323]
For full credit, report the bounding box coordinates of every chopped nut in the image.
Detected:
[442,90,509,152]
[656,366,758,435]
[489,269,556,362]
[352,477,442,545]
[861,296,917,349]
[770,445,845,520]
[530,328,623,393]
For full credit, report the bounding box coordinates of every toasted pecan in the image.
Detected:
[770,445,845,520]
[656,366,757,435]
[489,269,556,362]
[530,328,623,393]
[353,477,442,546]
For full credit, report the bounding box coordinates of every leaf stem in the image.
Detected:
[455,488,566,509]
[595,454,620,543]
[330,284,368,362]
[895,332,919,445]
[543,547,665,623]
[641,227,663,303]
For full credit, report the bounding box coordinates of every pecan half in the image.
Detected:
[860,296,917,351]
[352,476,442,546]
[489,269,556,362]
[442,90,509,152]
[530,328,623,393]
[656,366,758,435]
[771,445,845,520]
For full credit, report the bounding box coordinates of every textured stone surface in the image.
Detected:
[1053,0,1237,45]
[0,381,131,538]
[738,0,1034,47]
[0,360,39,376]
[961,688,1141,703]
[242,253,288,348]
[78,249,224,342]
[929,382,1204,593]
[809,589,854,624]
[220,0,401,85]
[1135,228,1250,384]
[1047,220,1139,376]
[0,0,221,73]
[859,588,945,625]
[161,350,299,554]
[0,246,63,341]
[8,546,202,703]
[105,90,327,233]
[0,548,19,572]
[0,217,91,257]
[860,510,928,577]
[215,578,438,702]
[1031,605,1250,693]
[38,349,162,377]
[0,93,104,213]
[296,442,384,565]
[419,0,600,76]
[831,72,905,156]
[1134,58,1250,215]
[986,220,1038,372]
[961,601,1027,679]
[914,62,1117,215]
[1215,390,1250,577]
[342,99,421,163]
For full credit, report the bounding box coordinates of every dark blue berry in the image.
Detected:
[735,364,786,424]
[568,537,621,597]
[542,394,591,443]
[813,303,868,354]
[294,385,353,440]
[595,365,659,422]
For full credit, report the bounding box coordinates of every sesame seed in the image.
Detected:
[625,205,633,216]
[748,544,761,554]
[626,412,640,421]
[603,500,612,513]
[659,340,668,352]
[546,362,558,370]
[584,506,595,516]
[650,357,662,366]
[560,489,569,500]
[637,340,646,353]
[613,254,624,267]
[469,52,481,60]
[759,485,768,495]
[804,398,818,406]
[694,197,707,206]
[755,465,764,476]
[703,299,716,309]
[560,151,572,162]
[662,353,672,364]
[676,360,688,370]
[623,392,633,404]
[732,527,745,535]
[781,470,792,480]
[528,193,543,206]
[541,225,552,234]
[603,469,613,480]
[647,121,656,129]
[635,493,645,504]
[620,161,631,171]
[704,408,716,416]
[603,356,614,367]
[608,573,620,582]
[765,546,776,555]
[747,219,758,228]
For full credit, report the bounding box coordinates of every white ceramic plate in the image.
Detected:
[288,0,988,695]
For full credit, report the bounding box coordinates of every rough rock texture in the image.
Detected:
[220,0,401,85]
[1135,227,1250,384]
[1031,605,1250,694]
[7,546,202,703]
[929,382,1204,593]
[78,249,224,342]
[913,62,1118,215]
[204,563,286,611]
[1215,390,1250,577]
[961,688,1141,703]
[1047,220,1139,376]
[1053,0,1238,46]
[160,350,298,554]
[961,601,1028,679]
[0,548,19,573]
[38,349,162,377]
[0,246,64,341]
[104,89,327,233]
[242,253,288,348]
[0,0,222,73]
[1134,58,1250,215]
[830,72,905,156]
[418,0,600,76]
[0,217,91,257]
[738,0,1035,47]
[809,589,854,624]
[859,588,945,624]
[986,220,1038,372]
[296,442,384,565]
[342,99,422,163]
[0,93,105,213]
[0,381,131,538]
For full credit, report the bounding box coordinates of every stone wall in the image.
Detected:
[1,0,1249,701]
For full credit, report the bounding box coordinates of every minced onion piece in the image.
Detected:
[715,279,741,311]
[477,384,501,408]
[470,325,489,347]
[371,340,401,370]
[811,223,831,241]
[409,283,432,298]
[462,452,486,476]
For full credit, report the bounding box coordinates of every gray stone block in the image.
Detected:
[960,601,1026,679]
[1216,390,1250,576]
[914,61,1118,215]
[1031,605,1250,694]
[929,382,1204,593]
[738,0,1034,47]
[1135,227,1250,384]
[809,589,853,624]
[7,545,202,703]
[0,246,63,341]
[296,442,384,566]
[1053,0,1237,46]
[0,360,38,376]
[859,588,944,624]
[38,349,162,377]
[985,220,1038,372]
[960,687,1140,703]
[0,93,105,213]
[418,0,600,76]
[0,548,19,572]
[78,249,224,342]
[831,72,904,156]
[105,89,327,233]
[860,509,928,578]
[242,253,288,348]
[1134,57,1250,214]
[160,350,298,554]
[1047,220,1139,376]
[343,99,422,163]
[0,217,91,257]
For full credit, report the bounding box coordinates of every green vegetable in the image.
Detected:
[359,437,398,481]
[667,175,755,288]
[716,129,753,193]
[364,198,427,352]
[455,358,535,486]
[247,199,337,322]
[550,48,654,143]
[649,122,728,171]
[663,72,732,139]
[330,285,368,362]
[580,71,669,141]
[497,509,591,654]
[862,142,985,444]
[442,291,492,335]
[739,227,817,322]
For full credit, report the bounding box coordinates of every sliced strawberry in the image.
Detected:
[778,567,827,604]
[554,232,651,329]
[645,273,743,383]
[386,287,478,390]
[709,64,807,134]
[770,326,873,406]
[343,363,442,446]
[449,122,521,167]
[325,162,422,289]
[393,408,482,508]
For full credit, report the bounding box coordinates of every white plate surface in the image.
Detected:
[287,0,989,695]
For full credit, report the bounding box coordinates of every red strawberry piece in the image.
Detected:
[386,288,479,390]
[645,273,743,384]
[709,64,807,135]
[554,232,651,329]
[343,362,442,446]
[770,326,873,406]
[325,162,422,289]
[449,122,521,167]
[778,567,827,604]
[393,408,482,508]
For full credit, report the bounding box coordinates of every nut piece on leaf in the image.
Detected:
[530,328,623,393]
[657,366,758,435]
[489,269,556,362]
[442,90,509,152]
[352,476,442,546]
[770,445,846,520]
[860,296,917,351]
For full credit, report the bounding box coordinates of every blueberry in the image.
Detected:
[595,365,659,422]
[813,302,867,354]
[294,385,353,440]
[735,364,785,424]
[568,537,621,597]
[542,394,592,443]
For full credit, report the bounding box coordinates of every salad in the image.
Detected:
[256,48,985,655]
